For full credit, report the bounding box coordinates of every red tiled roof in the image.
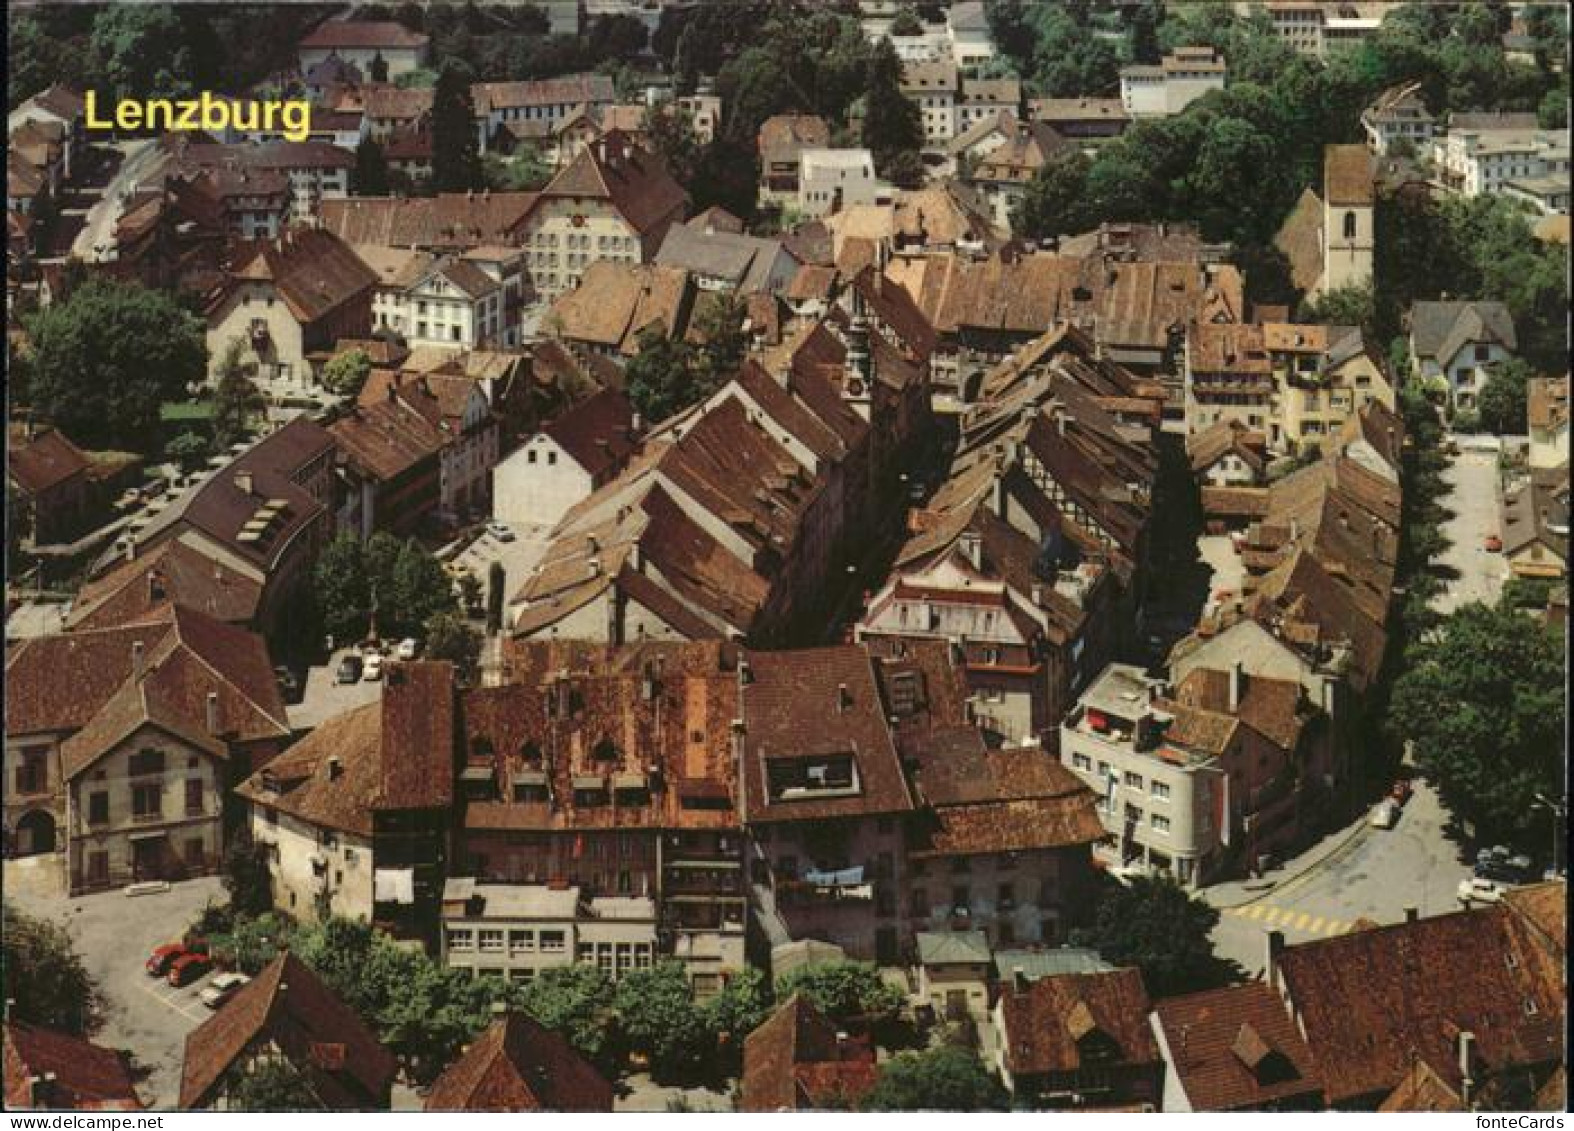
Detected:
[1153,982,1322,1111]
[225,228,376,325]
[538,133,687,238]
[180,952,396,1110]
[541,387,636,478]
[999,967,1159,1078]
[4,1022,142,1110]
[425,1013,613,1112]
[66,540,264,630]
[740,995,878,1112]
[300,19,429,49]
[8,425,91,494]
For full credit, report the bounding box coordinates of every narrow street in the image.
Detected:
[1432,443,1509,614]
[71,138,160,263]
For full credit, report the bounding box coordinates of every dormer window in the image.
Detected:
[766,754,860,801]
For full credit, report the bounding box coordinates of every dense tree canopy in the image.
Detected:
[432,64,481,193]
[1,901,99,1034]
[223,1060,323,1111]
[1070,875,1238,997]
[862,1045,1011,1111]
[311,532,455,643]
[614,962,715,1082]
[1387,599,1565,846]
[862,38,924,180]
[23,278,205,452]
[774,962,904,1023]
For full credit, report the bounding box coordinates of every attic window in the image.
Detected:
[520,741,542,765]
[592,737,618,761]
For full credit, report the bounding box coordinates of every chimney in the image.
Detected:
[1458,1031,1476,1106]
[630,412,644,436]
[205,691,220,735]
[123,536,137,563]
[1403,905,1418,923]
[1229,661,1244,713]
[1321,675,1336,718]
[328,755,343,781]
[738,658,753,687]
[1056,410,1066,437]
[1265,929,1285,985]
[1012,965,1027,994]
[28,1072,57,1108]
[960,530,983,571]
[837,682,851,713]
[729,718,747,820]
[1031,582,1044,606]
[234,470,254,496]
[1289,517,1300,543]
[132,640,145,678]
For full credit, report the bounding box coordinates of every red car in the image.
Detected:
[146,943,186,977]
[1485,534,1503,552]
[1391,779,1414,806]
[168,952,212,987]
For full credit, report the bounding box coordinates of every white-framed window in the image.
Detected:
[1151,780,1171,800]
[446,928,475,952]
[1152,814,1171,833]
[479,929,504,952]
[1072,752,1092,771]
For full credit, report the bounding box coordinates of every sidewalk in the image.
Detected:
[1201,816,1373,911]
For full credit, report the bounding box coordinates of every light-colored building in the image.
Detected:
[798,148,883,218]
[1320,144,1374,297]
[439,880,658,983]
[491,388,636,529]
[1433,115,1570,207]
[1264,322,1394,455]
[1528,376,1570,470]
[1249,1,1387,58]
[1119,47,1226,119]
[1360,81,1434,155]
[947,1,996,67]
[902,58,959,146]
[1407,299,1518,412]
[398,257,507,351]
[472,73,616,153]
[298,20,430,79]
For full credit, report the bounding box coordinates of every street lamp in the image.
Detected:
[1532,793,1566,878]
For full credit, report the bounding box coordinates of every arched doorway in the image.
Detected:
[15,809,57,856]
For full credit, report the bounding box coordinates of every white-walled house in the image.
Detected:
[492,388,636,529]
[1408,300,1518,412]
[798,148,882,218]
[1119,47,1226,119]
[297,20,430,80]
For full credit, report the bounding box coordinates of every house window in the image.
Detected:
[997,882,1016,907]
[131,783,162,819]
[1124,771,1143,789]
[1152,814,1171,833]
[528,449,538,463]
[910,887,929,917]
[951,885,971,911]
[14,749,47,794]
[446,928,475,952]
[509,929,533,953]
[88,791,109,825]
[1151,780,1171,800]
[128,748,165,777]
[185,838,205,866]
[1072,753,1092,771]
[479,929,504,953]
[185,779,204,816]
[1474,344,1490,362]
[540,930,566,953]
[547,451,557,465]
[1343,211,1356,240]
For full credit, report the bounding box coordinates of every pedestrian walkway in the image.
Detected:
[1222,903,1354,938]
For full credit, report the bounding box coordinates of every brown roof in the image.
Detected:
[1324,144,1374,206]
[180,952,397,1110]
[1527,375,1570,433]
[908,744,1106,857]
[1377,1058,1466,1112]
[740,995,878,1112]
[741,645,916,824]
[1187,418,1266,475]
[999,968,1159,1077]
[328,393,446,481]
[224,228,376,325]
[758,115,831,165]
[539,133,687,238]
[425,1013,613,1112]
[472,74,614,115]
[300,19,428,49]
[8,425,91,494]
[1174,667,1309,752]
[377,661,456,809]
[4,1022,142,1111]
[1274,187,1325,295]
[547,261,694,355]
[321,193,536,249]
[1153,983,1322,1111]
[66,540,264,630]
[360,84,433,122]
[1276,904,1566,1105]
[541,387,635,477]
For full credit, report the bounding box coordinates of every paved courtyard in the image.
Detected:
[1433,445,1510,614]
[6,876,226,1109]
[1202,777,1473,976]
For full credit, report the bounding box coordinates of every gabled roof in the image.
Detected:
[321,193,536,249]
[1154,982,1322,1111]
[999,968,1159,1077]
[1275,904,1565,1105]
[740,995,879,1112]
[425,1013,613,1112]
[1273,187,1325,296]
[66,539,264,630]
[1408,300,1517,363]
[7,424,91,494]
[916,930,992,966]
[472,74,614,115]
[1323,144,1373,206]
[222,228,376,325]
[538,133,687,237]
[4,1021,142,1111]
[655,224,788,293]
[547,261,695,355]
[180,952,397,1110]
[540,387,635,478]
[299,19,428,50]
[758,114,831,162]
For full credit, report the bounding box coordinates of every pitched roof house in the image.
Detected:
[424,1012,613,1111]
[3,1021,142,1110]
[1152,982,1323,1111]
[740,995,879,1111]
[180,952,397,1110]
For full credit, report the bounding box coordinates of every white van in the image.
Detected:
[1369,799,1398,829]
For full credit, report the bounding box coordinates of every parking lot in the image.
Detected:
[7,876,225,1109]
[1434,445,1510,614]
[287,646,386,730]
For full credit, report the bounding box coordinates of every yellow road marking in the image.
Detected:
[1261,907,1284,926]
[1290,912,1312,931]
[1244,904,1265,921]
[1307,916,1326,933]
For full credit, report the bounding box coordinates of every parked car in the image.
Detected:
[273,665,301,702]
[145,943,186,977]
[1390,779,1414,806]
[168,952,212,987]
[396,638,420,661]
[362,652,384,681]
[335,654,364,684]
[1475,845,1533,883]
[199,971,250,1010]
[1457,876,1509,905]
[1369,799,1399,829]
[487,522,516,543]
[1484,534,1503,552]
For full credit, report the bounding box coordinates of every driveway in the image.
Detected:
[1202,778,1472,975]
[7,877,226,1109]
[287,647,385,731]
[1433,447,1509,614]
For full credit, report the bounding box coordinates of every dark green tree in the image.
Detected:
[614,961,715,1082]
[432,63,481,192]
[703,966,772,1072]
[1012,151,1092,240]
[625,329,709,424]
[1,901,99,1034]
[424,611,481,686]
[353,137,391,195]
[1070,875,1237,997]
[211,337,264,450]
[223,1059,322,1111]
[1299,282,1377,338]
[514,964,618,1069]
[861,38,923,180]
[311,534,372,643]
[24,278,205,451]
[889,7,925,36]
[222,834,273,917]
[774,962,904,1024]
[643,102,703,190]
[1476,358,1535,435]
[370,51,389,83]
[322,348,372,399]
[1387,599,1564,844]
[486,560,506,634]
[862,1045,1010,1111]
[165,430,212,474]
[90,4,194,101]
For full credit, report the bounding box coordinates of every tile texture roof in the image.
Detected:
[999,967,1159,1077]
[424,1013,613,1112]
[1153,982,1322,1111]
[740,995,878,1112]
[8,425,91,494]
[4,1022,142,1110]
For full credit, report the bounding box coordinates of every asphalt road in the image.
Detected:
[1433,446,1510,614]
[72,138,160,263]
[1203,777,1473,976]
[7,876,225,1109]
